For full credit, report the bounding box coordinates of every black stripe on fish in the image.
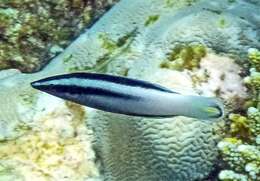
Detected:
[39,73,178,94]
[37,84,138,100]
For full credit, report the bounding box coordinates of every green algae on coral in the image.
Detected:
[160,44,206,71]
[99,33,119,52]
[144,15,160,27]
[218,17,229,28]
[99,29,137,51]
[19,91,37,107]
[66,29,137,72]
[63,54,73,64]
[165,0,199,8]
[14,122,32,133]
[229,114,251,140]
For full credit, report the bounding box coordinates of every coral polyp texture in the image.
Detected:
[218,49,260,181]
[0,0,259,180]
[0,0,118,73]
[0,101,99,180]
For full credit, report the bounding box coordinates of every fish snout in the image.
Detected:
[31,77,73,99]
[31,79,57,93]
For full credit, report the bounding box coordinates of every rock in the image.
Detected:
[0,0,118,73]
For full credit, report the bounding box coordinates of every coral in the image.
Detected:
[228,114,251,140]
[0,0,118,73]
[0,0,259,180]
[245,69,260,93]
[218,170,248,181]
[164,0,200,8]
[89,112,221,181]
[189,53,248,109]
[144,15,160,27]
[90,52,248,181]
[160,44,206,71]
[218,49,260,181]
[218,17,229,29]
[218,136,260,181]
[0,101,99,180]
[248,48,260,71]
[64,28,137,72]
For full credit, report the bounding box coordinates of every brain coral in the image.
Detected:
[88,113,220,181]
[0,0,259,180]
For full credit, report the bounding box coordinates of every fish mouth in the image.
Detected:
[31,80,41,89]
[31,80,51,92]
[31,78,59,95]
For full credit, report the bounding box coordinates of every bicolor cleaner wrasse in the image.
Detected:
[31,73,224,120]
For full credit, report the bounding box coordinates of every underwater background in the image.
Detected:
[0,0,259,180]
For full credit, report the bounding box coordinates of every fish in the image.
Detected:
[31,72,224,120]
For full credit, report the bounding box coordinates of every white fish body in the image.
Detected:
[31,73,224,120]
